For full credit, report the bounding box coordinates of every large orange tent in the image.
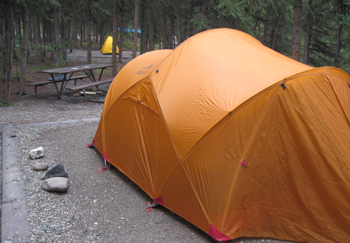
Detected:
[92,28,350,242]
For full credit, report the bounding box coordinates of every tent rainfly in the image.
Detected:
[92,28,350,242]
[101,36,119,55]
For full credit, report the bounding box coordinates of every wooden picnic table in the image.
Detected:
[35,63,113,99]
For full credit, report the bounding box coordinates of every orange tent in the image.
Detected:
[93,28,350,242]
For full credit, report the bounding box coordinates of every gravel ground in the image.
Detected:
[15,121,214,242]
[0,98,295,243]
[1,98,213,243]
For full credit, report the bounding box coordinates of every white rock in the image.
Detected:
[29,147,44,159]
[33,162,48,171]
[41,177,69,192]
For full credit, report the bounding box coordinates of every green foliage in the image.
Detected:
[123,41,133,51]
[192,5,210,31]
[216,0,254,33]
[0,102,9,107]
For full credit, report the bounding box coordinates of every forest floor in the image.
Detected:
[0,50,292,242]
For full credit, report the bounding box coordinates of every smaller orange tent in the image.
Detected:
[101,36,119,55]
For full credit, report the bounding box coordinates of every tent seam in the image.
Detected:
[148,78,213,228]
[147,77,183,195]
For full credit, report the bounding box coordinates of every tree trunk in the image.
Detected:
[28,16,32,53]
[42,19,46,61]
[40,18,44,62]
[169,14,175,49]
[140,0,147,54]
[334,0,343,67]
[19,6,29,96]
[189,0,194,37]
[169,9,174,49]
[112,0,118,76]
[80,22,83,46]
[179,14,183,44]
[53,7,60,63]
[184,10,189,42]
[303,0,313,64]
[61,13,67,61]
[83,23,86,42]
[132,0,139,59]
[73,22,77,48]
[149,16,154,51]
[70,21,74,52]
[99,21,104,50]
[291,0,302,61]
[17,16,22,47]
[33,14,37,49]
[262,21,268,46]
[2,6,13,105]
[49,19,55,59]
[94,23,98,43]
[67,21,70,51]
[118,1,124,63]
[269,17,279,50]
[37,16,42,51]
[162,8,167,49]
[12,15,18,60]
[87,12,92,64]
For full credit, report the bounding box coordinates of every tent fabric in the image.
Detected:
[93,28,350,242]
[101,36,119,55]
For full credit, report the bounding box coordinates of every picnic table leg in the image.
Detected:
[51,73,70,99]
[93,68,107,90]
[97,68,106,81]
[59,73,73,95]
[84,70,96,82]
[59,80,69,97]
[84,69,105,90]
[50,74,61,99]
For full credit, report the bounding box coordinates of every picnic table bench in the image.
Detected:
[27,75,89,96]
[66,78,114,102]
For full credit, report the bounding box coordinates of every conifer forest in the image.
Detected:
[1,0,350,104]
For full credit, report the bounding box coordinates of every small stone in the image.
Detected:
[42,163,68,179]
[33,162,49,171]
[41,177,69,192]
[29,147,44,159]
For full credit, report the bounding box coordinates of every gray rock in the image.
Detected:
[29,147,44,159]
[33,162,49,171]
[41,177,69,192]
[42,163,68,180]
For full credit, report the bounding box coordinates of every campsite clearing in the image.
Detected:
[1,98,290,242]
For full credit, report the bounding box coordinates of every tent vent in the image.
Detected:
[281,83,286,89]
